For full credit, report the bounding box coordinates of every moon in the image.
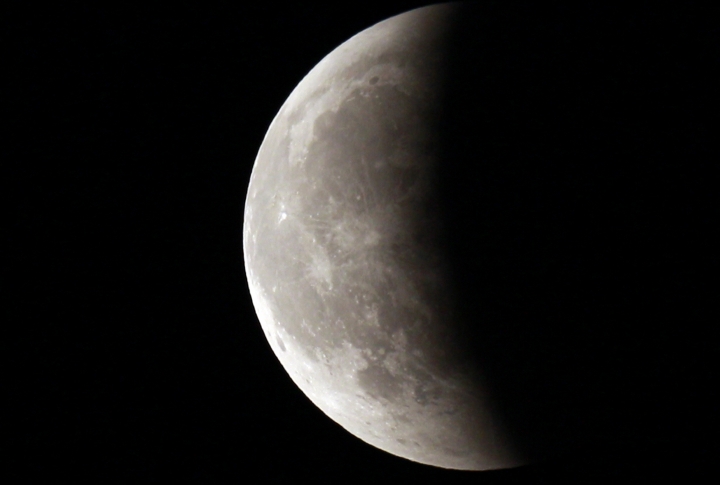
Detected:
[243,4,524,470]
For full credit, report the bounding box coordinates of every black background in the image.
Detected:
[6,1,716,482]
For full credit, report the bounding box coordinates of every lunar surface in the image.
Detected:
[242,0,718,474]
[243,5,522,470]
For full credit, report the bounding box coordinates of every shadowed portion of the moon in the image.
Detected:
[245,1,715,471]
[436,2,716,463]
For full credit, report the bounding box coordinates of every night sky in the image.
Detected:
[7,2,716,482]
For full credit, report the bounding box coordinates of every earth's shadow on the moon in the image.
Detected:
[435,2,714,465]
